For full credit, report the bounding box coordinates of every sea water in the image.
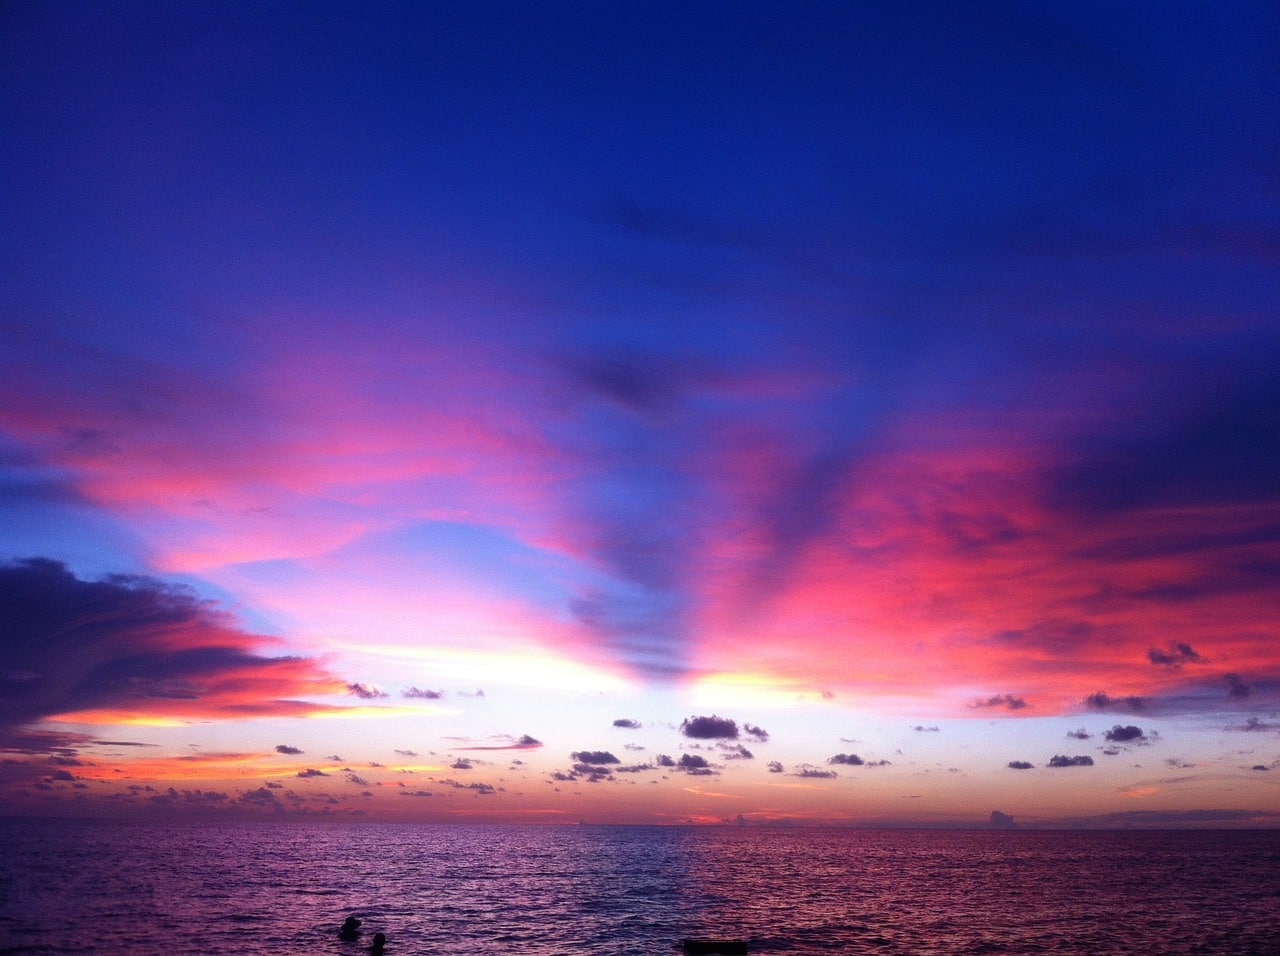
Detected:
[1,820,1277,954]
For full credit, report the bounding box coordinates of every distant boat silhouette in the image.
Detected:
[683,938,748,954]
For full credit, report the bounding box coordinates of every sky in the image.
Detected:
[1,1,1278,828]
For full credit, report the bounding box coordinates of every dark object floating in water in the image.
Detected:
[339,915,363,940]
[684,939,748,955]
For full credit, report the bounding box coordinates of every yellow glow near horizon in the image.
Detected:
[333,640,636,694]
[685,671,834,710]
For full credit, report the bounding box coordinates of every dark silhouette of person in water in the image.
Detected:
[339,916,362,940]
[370,932,387,953]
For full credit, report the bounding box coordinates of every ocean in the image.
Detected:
[0,820,1277,955]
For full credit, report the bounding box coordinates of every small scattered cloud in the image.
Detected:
[455,734,543,751]
[346,682,387,700]
[1067,728,1092,740]
[1048,755,1095,768]
[1008,760,1034,770]
[680,715,739,739]
[912,725,940,733]
[793,765,837,779]
[677,753,714,775]
[274,744,303,755]
[743,723,769,742]
[440,779,496,795]
[399,789,434,798]
[613,718,641,729]
[570,750,620,765]
[296,768,327,778]
[403,687,443,699]
[971,694,1028,711]
[393,749,418,757]
[1148,642,1203,667]
[655,754,676,767]
[450,758,472,770]
[827,753,863,766]
[1104,725,1147,743]
[767,761,784,773]
[718,743,754,760]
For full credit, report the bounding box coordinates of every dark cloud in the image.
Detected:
[1104,724,1146,743]
[1148,642,1203,667]
[274,744,303,755]
[450,758,472,770]
[398,789,434,797]
[827,753,864,766]
[1079,809,1280,828]
[148,787,229,809]
[971,694,1028,711]
[569,763,614,782]
[1048,754,1094,768]
[0,558,342,745]
[296,768,327,778]
[743,723,769,742]
[655,754,676,767]
[346,682,387,700]
[403,687,443,699]
[570,750,620,765]
[680,715,739,739]
[1223,673,1251,699]
[1231,716,1279,732]
[718,743,753,760]
[1084,691,1148,713]
[677,753,714,775]
[238,786,283,812]
[1007,761,1034,770]
[1067,728,1092,740]
[1046,371,1280,517]
[440,779,497,795]
[345,772,369,786]
[767,761,784,773]
[613,718,641,729]
[992,619,1097,657]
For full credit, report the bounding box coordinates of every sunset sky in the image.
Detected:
[2,2,1278,828]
